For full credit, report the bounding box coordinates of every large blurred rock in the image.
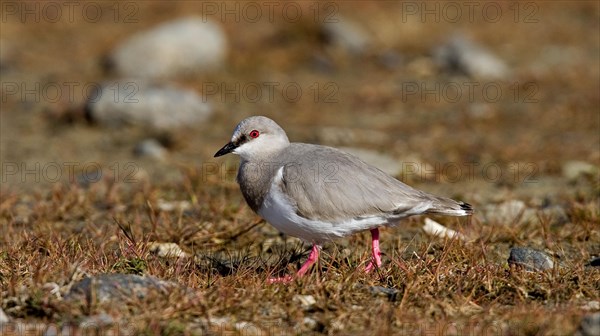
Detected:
[85,80,212,131]
[562,161,599,182]
[483,200,536,224]
[110,17,227,79]
[433,34,509,79]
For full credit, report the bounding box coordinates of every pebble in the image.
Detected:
[340,147,401,176]
[587,257,600,267]
[575,313,600,336]
[369,286,400,301]
[483,200,536,225]
[507,247,554,271]
[110,17,228,78]
[562,161,599,182]
[433,34,509,79]
[64,273,184,306]
[293,294,317,311]
[321,16,371,54]
[302,317,319,331]
[155,199,192,212]
[149,242,189,259]
[85,80,212,132]
[133,139,168,160]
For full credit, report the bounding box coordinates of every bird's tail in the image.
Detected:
[426,196,473,216]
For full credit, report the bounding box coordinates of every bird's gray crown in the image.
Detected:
[228,116,290,160]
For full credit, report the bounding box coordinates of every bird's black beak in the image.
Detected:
[214,142,237,157]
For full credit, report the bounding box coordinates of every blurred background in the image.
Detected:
[1,1,598,202]
[1,2,599,333]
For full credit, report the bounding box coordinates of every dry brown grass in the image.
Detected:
[1,176,598,335]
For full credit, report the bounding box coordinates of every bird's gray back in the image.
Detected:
[276,143,432,222]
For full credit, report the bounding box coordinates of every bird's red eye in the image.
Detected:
[249,130,260,138]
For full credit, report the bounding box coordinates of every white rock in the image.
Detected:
[321,17,371,54]
[111,17,227,78]
[86,80,212,131]
[434,34,509,79]
[293,294,317,311]
[423,218,466,241]
[149,242,189,259]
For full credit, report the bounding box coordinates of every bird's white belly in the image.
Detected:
[258,168,386,244]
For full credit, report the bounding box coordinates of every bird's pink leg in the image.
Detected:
[268,245,320,283]
[365,228,382,273]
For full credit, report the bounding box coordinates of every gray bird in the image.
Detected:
[215,116,473,282]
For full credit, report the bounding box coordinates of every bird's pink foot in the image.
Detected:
[365,228,382,273]
[268,244,320,284]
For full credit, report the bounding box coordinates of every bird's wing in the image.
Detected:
[277,144,438,222]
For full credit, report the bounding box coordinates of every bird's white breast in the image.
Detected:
[258,167,387,244]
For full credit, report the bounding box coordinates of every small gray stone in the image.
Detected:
[340,147,401,176]
[133,139,167,160]
[321,17,371,54]
[110,17,227,78]
[587,257,600,267]
[433,34,509,79]
[86,80,212,132]
[64,273,182,306]
[369,286,400,301]
[508,247,554,271]
[575,313,600,336]
[562,161,599,182]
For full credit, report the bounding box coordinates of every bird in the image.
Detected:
[214,116,473,282]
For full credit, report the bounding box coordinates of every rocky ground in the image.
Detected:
[1,1,599,335]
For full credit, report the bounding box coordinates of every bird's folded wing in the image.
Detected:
[278,144,430,222]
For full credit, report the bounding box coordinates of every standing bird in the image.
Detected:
[214,116,473,282]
